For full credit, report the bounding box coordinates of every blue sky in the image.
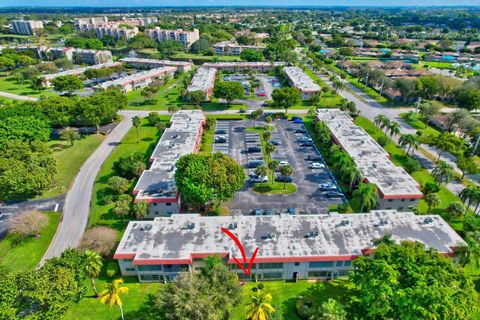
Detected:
[2,0,480,7]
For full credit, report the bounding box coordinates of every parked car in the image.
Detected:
[215,129,226,134]
[325,191,343,198]
[294,128,307,133]
[306,155,323,161]
[287,208,296,215]
[310,162,325,169]
[214,136,227,143]
[300,141,314,147]
[247,146,262,153]
[269,140,281,146]
[239,108,246,113]
[264,209,273,215]
[251,208,263,216]
[275,176,293,183]
[319,183,337,191]
[293,118,303,124]
[250,175,269,183]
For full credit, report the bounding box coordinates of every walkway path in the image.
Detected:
[0,91,39,101]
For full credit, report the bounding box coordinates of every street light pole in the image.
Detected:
[413,97,422,121]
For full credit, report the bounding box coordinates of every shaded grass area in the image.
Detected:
[303,66,343,108]
[354,116,467,232]
[89,118,168,234]
[63,275,161,320]
[230,280,355,320]
[0,211,60,272]
[38,134,105,199]
[0,74,55,98]
[252,182,297,194]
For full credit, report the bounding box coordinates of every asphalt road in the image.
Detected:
[39,113,136,264]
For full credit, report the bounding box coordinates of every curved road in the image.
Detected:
[40,113,136,264]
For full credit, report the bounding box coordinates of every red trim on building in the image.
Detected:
[133,259,190,265]
[114,253,136,259]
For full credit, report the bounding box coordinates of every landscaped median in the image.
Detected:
[252,181,297,194]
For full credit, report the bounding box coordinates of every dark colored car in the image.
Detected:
[214,137,227,143]
[215,129,226,134]
[269,140,281,146]
[294,128,307,134]
[287,208,296,215]
[247,146,262,153]
[325,191,343,198]
[275,176,293,183]
[306,155,323,161]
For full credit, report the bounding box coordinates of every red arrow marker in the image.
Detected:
[221,227,259,276]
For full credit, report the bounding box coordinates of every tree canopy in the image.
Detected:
[214,81,245,104]
[350,241,478,320]
[175,152,245,209]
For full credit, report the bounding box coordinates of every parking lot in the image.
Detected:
[213,119,345,215]
[222,74,282,100]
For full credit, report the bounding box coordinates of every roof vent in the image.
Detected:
[304,231,319,238]
[228,222,238,230]
[261,233,276,240]
[183,222,195,230]
[423,217,434,225]
[336,220,350,227]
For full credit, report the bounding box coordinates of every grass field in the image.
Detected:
[0,74,56,98]
[252,182,297,194]
[0,211,60,272]
[230,280,354,320]
[89,118,167,233]
[38,134,105,199]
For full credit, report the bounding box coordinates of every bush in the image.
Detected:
[113,153,146,179]
[377,135,389,147]
[403,157,422,174]
[8,210,49,244]
[106,260,120,277]
[79,226,118,257]
[295,296,315,320]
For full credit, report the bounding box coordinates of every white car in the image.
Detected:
[279,161,289,167]
[310,162,325,169]
[250,176,269,183]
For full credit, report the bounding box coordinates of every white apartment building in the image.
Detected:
[11,20,44,35]
[283,66,321,99]
[132,110,205,217]
[114,211,465,282]
[96,66,176,92]
[145,28,200,48]
[121,57,192,72]
[186,67,217,101]
[317,109,424,210]
[41,61,122,86]
[213,41,265,56]
[203,61,286,72]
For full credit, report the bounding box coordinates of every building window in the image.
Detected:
[387,199,393,202]
[343,260,352,267]
[138,265,163,271]
[410,199,415,202]
[259,263,283,269]
[309,261,335,268]
[262,272,282,279]
[125,268,135,272]
[294,262,300,266]
[155,211,159,215]
[166,203,172,206]
[153,203,157,206]
[140,274,160,281]
[308,271,329,278]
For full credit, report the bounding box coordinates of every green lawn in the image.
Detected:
[400,113,441,138]
[89,118,167,233]
[39,134,105,199]
[0,211,60,272]
[63,276,161,320]
[0,74,56,98]
[302,66,343,107]
[230,279,354,320]
[252,181,297,194]
[354,116,468,231]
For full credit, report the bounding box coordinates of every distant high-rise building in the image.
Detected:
[145,28,200,48]
[11,20,44,35]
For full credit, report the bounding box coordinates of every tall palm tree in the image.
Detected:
[255,165,267,186]
[85,250,103,297]
[267,160,279,185]
[279,164,293,190]
[352,183,378,212]
[265,143,276,159]
[245,289,276,320]
[388,121,401,140]
[425,193,441,213]
[99,279,129,320]
[345,166,363,190]
[132,116,141,144]
[262,130,271,142]
[458,233,480,270]
[398,134,419,156]
[374,114,390,134]
[460,185,476,207]
[432,161,454,183]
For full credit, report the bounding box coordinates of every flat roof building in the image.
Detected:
[283,66,321,99]
[317,109,423,210]
[73,48,113,65]
[121,57,192,72]
[41,61,122,86]
[114,211,465,282]
[213,41,265,56]
[132,110,205,217]
[187,67,217,101]
[203,61,285,72]
[96,66,176,92]
[145,28,200,48]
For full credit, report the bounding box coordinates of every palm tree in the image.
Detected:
[425,192,441,213]
[245,289,276,320]
[374,114,390,134]
[447,201,467,217]
[268,160,279,185]
[388,121,400,140]
[279,164,293,190]
[132,116,141,143]
[352,183,378,212]
[99,279,129,320]
[262,130,271,142]
[345,166,363,190]
[398,134,419,156]
[317,298,347,320]
[85,250,103,297]
[460,185,476,207]
[265,143,276,159]
[332,80,345,94]
[432,161,454,183]
[156,121,166,134]
[458,233,480,270]
[255,165,267,186]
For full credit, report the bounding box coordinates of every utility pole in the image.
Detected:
[379,77,385,96]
